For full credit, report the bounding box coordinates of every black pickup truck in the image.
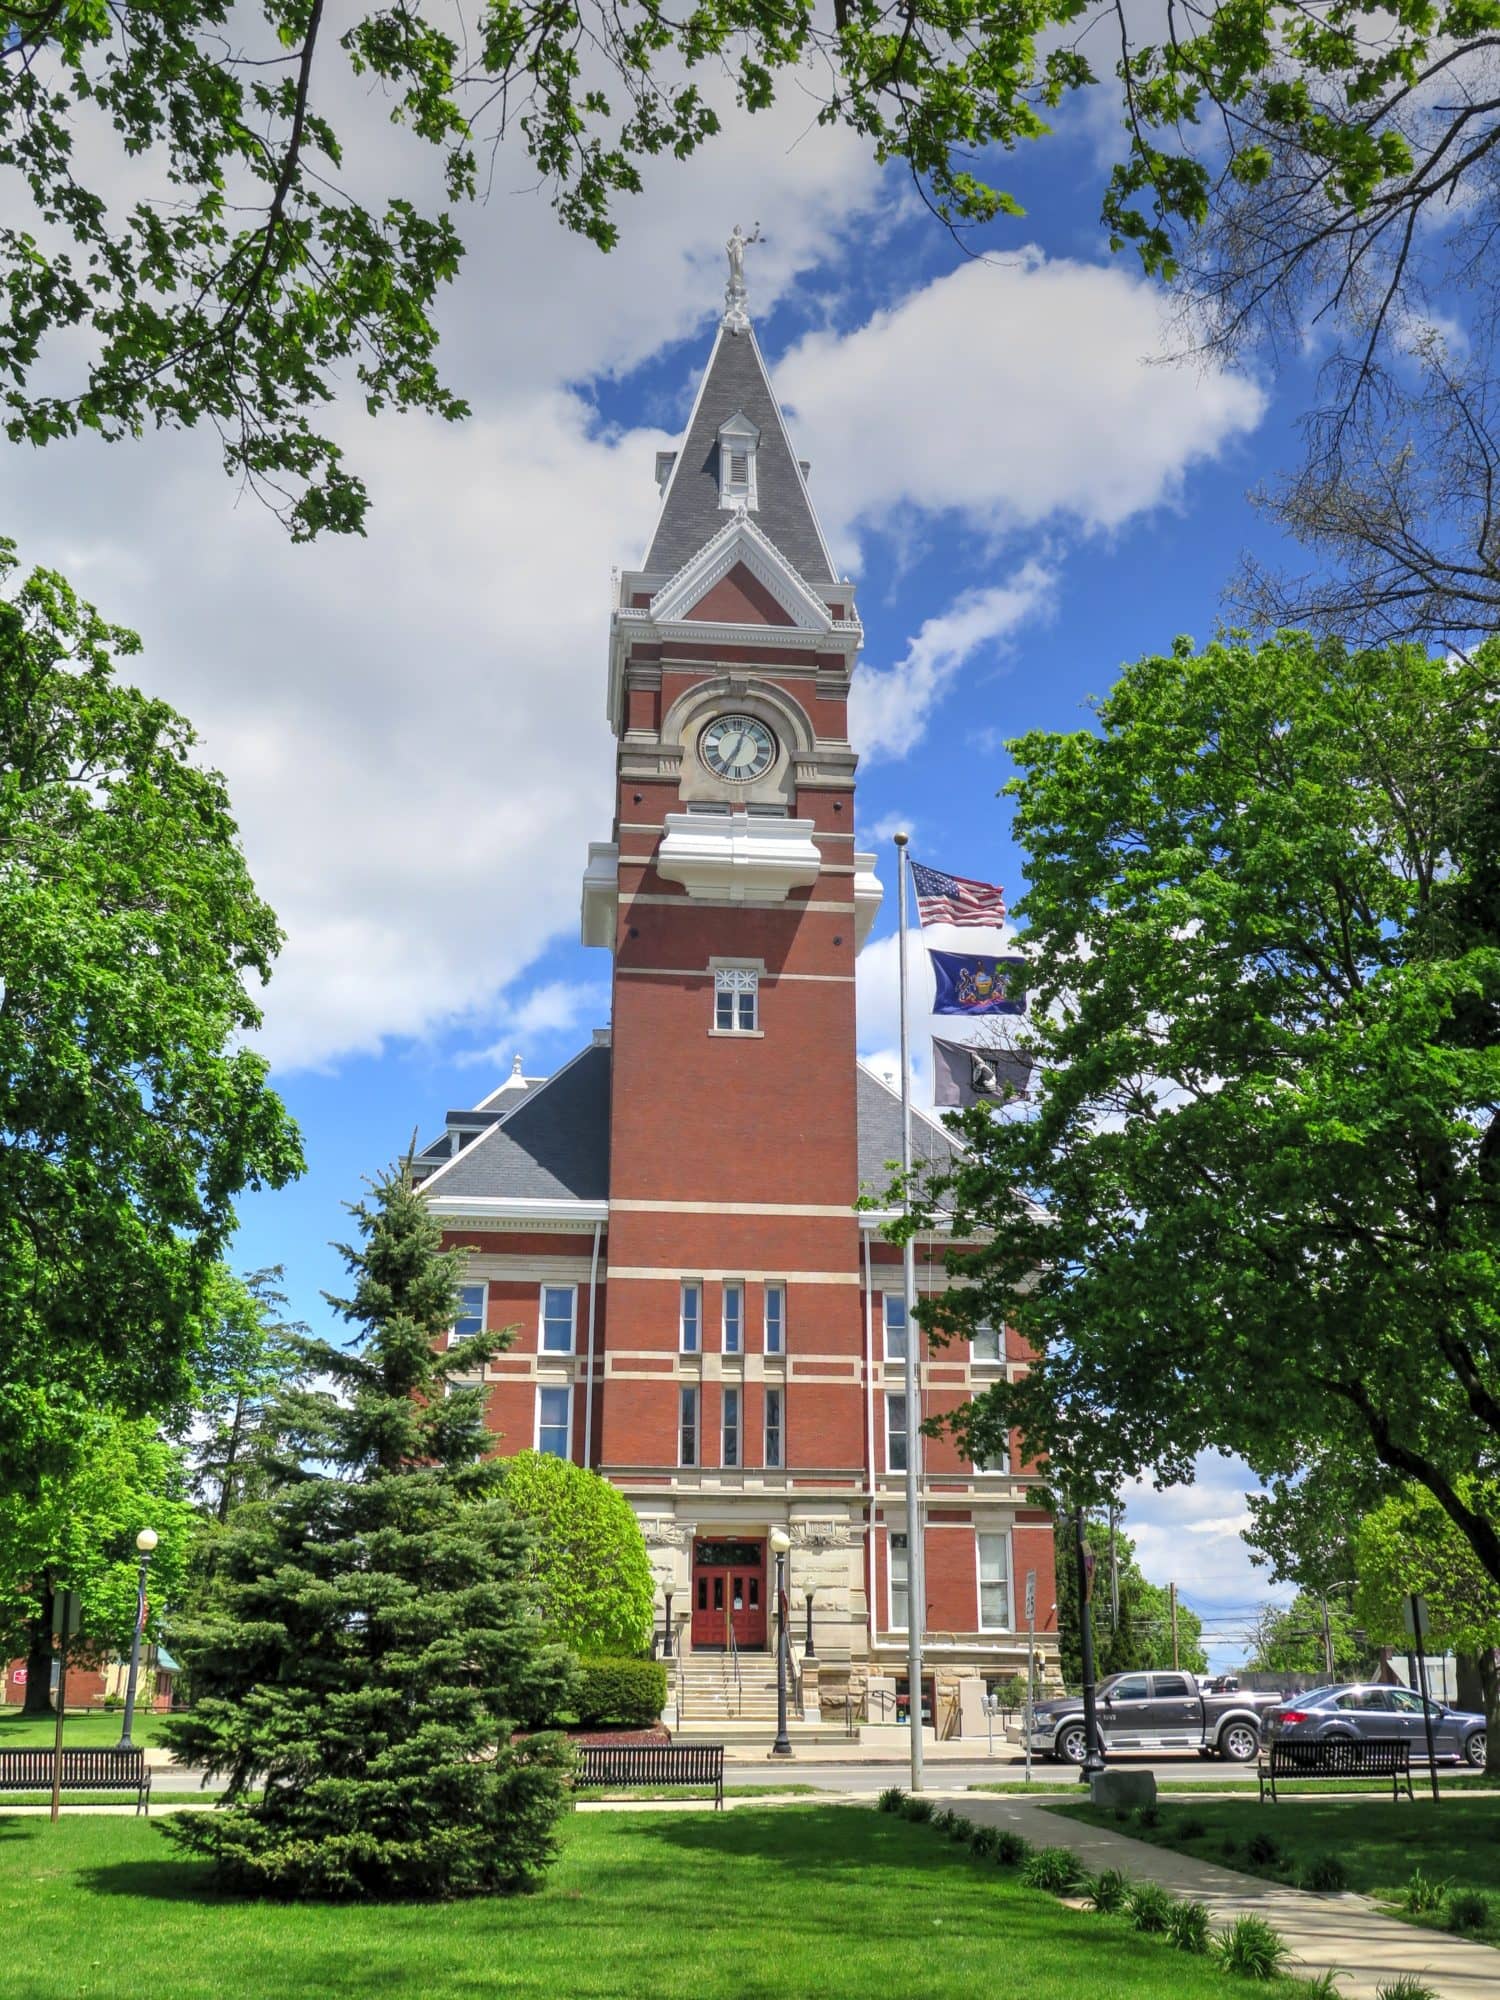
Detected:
[1020,1670,1282,1764]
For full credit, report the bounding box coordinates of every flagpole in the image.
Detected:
[894,832,925,1793]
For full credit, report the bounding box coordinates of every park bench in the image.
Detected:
[574,1742,725,1809]
[1258,1736,1412,1803]
[0,1746,152,1813]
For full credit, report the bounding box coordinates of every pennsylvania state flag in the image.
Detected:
[929,951,1027,1016]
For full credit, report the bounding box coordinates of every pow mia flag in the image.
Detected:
[931,1036,1033,1110]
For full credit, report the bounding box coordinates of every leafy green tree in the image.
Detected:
[913,632,1500,1604]
[0,549,303,1486]
[1245,1591,1370,1682]
[163,1167,574,1899]
[501,1451,654,1660]
[0,1412,192,1716]
[1355,1486,1500,1771]
[1056,1517,1207,1685]
[5,0,1497,554]
[182,1267,308,1523]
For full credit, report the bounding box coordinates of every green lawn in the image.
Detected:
[1054,1794,1500,1944]
[0,1708,172,1749]
[1,1805,1307,2000]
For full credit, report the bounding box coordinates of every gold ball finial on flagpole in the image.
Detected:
[894,831,908,849]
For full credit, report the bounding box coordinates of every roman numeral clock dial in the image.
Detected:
[700,714,775,782]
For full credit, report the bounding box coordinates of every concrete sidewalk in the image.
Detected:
[948,1792,1499,2000]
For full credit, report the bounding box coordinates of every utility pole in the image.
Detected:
[1169,1582,1180,1671]
[1320,1594,1334,1680]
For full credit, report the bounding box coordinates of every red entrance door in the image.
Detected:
[691,1538,767,1650]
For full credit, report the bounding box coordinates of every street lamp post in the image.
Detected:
[1073,1507,1106,1781]
[769,1528,792,1758]
[117,1528,158,1754]
[803,1585,816,1662]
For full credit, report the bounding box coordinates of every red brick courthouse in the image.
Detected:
[411,275,1059,1736]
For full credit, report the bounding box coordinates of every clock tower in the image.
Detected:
[580,255,881,1505]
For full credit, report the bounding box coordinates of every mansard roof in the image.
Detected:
[417,1045,966,1213]
[644,324,839,588]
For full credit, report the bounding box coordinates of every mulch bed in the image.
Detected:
[566,1727,672,1748]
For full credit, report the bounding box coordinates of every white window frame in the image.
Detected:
[535,1384,572,1460]
[885,1391,908,1474]
[764,1386,783,1468]
[538,1283,577,1355]
[453,1280,487,1343]
[882,1293,908,1363]
[717,415,760,510]
[679,1386,699,1468]
[976,1530,1012,1632]
[973,1422,1011,1476]
[722,1386,741,1468]
[722,1282,743,1355]
[764,1283,785,1356]
[888,1530,909,1633]
[713,967,759,1034]
[680,1281,702,1354]
[970,1322,1002,1364]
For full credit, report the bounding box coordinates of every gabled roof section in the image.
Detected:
[650,511,835,633]
[419,1043,611,1204]
[644,324,839,586]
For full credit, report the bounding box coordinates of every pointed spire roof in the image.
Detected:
[644,321,840,588]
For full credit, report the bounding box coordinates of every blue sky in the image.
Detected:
[5,81,1320,1663]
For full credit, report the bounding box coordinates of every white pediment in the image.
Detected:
[649,513,835,634]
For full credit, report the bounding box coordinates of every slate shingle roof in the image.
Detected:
[420,1048,964,1210]
[419,1044,611,1202]
[643,326,838,587]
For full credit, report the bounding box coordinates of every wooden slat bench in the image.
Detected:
[0,1746,152,1813]
[574,1742,725,1809]
[1258,1736,1412,1802]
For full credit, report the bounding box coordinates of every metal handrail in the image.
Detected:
[724,1604,742,1717]
[779,1587,803,1720]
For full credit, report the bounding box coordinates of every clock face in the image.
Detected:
[700,713,776,782]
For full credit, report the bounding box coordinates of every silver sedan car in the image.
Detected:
[1265,1684,1487,1767]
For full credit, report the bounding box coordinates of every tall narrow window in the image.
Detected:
[722,1388,741,1468]
[454,1282,486,1341]
[764,1284,785,1355]
[973,1425,1010,1476]
[977,1533,1011,1630]
[971,1322,1002,1363]
[764,1388,783,1468]
[679,1387,699,1467]
[536,1386,571,1459]
[886,1392,908,1473]
[540,1285,576,1354]
[889,1532,909,1631]
[882,1294,908,1363]
[723,1283,743,1354]
[714,968,758,1033]
[680,1282,702,1354]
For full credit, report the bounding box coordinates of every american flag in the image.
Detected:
[911,860,1007,928]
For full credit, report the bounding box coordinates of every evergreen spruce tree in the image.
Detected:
[163,1167,574,1898]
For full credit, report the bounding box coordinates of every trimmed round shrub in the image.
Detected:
[502,1451,655,1656]
[946,1815,976,1843]
[573,1656,667,1728]
[1168,1900,1212,1954]
[1214,1914,1290,1980]
[1300,1852,1349,1894]
[1126,1881,1175,1934]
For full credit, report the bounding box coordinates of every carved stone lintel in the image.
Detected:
[790,1521,855,1550]
[640,1518,691,1550]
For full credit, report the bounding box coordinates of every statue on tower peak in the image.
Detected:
[722,222,763,334]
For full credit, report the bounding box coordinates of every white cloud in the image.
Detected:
[778,248,1267,569]
[458,977,614,1071]
[850,564,1057,763]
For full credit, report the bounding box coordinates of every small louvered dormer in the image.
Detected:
[717,410,760,510]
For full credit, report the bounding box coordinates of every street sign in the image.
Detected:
[1401,1595,1430,1641]
[50,1589,80,1639]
